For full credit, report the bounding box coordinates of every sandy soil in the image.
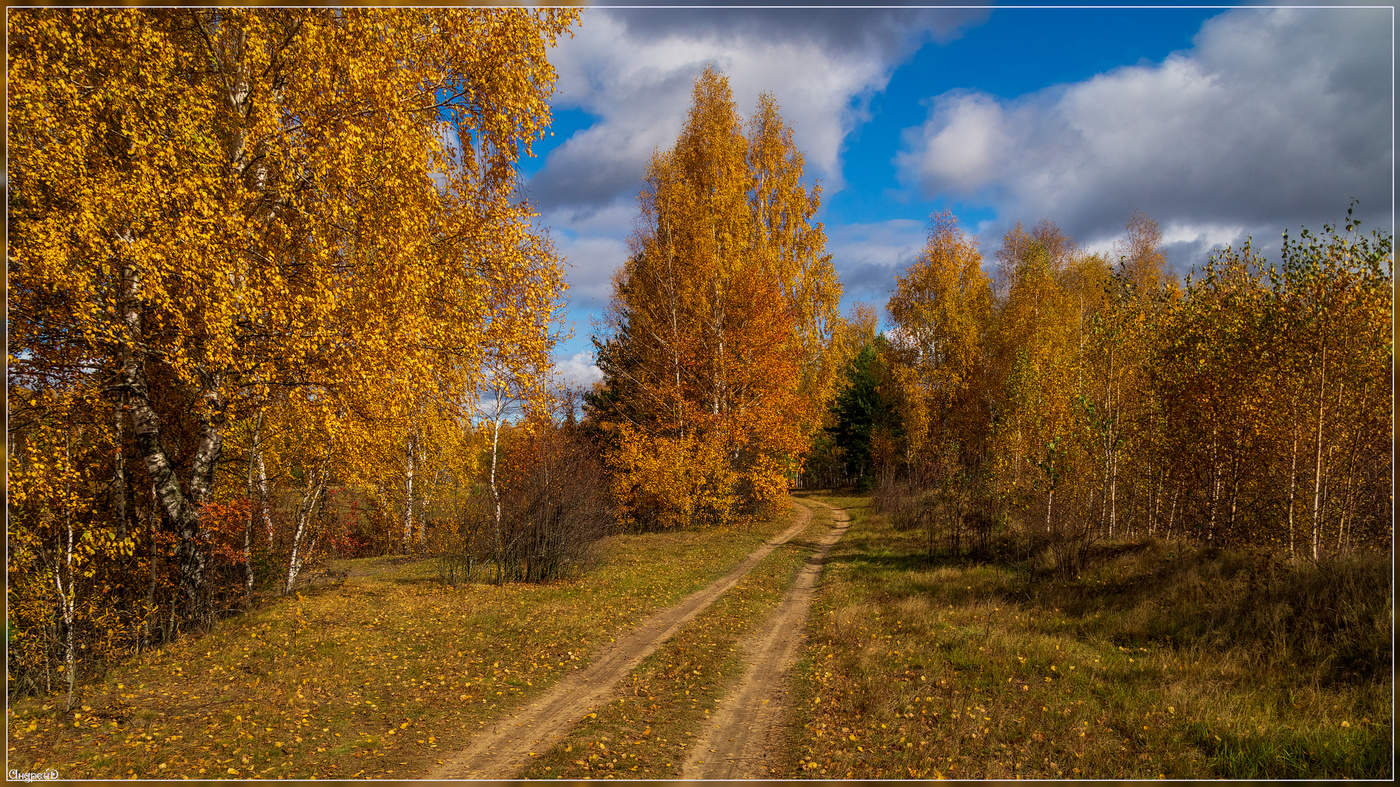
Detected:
[680,500,850,779]
[425,500,816,779]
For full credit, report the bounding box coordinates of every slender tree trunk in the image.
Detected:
[257,445,273,547]
[1167,487,1178,540]
[285,460,328,594]
[1142,472,1152,537]
[1331,381,1349,552]
[417,466,441,548]
[245,411,264,598]
[1107,375,1118,539]
[1100,442,1110,535]
[1108,442,1118,539]
[1311,346,1327,561]
[1012,424,1024,490]
[490,405,504,583]
[56,553,76,712]
[1227,455,1240,538]
[113,399,129,539]
[43,617,53,695]
[1208,424,1220,543]
[402,431,417,554]
[141,488,157,653]
[1287,415,1299,558]
[58,433,77,711]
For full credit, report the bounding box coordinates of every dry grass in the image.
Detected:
[787,494,1392,779]
[5,512,796,779]
[518,500,829,778]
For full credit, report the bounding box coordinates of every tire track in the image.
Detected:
[426,500,816,779]
[680,500,850,779]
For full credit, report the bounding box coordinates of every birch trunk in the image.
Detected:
[1208,425,1220,543]
[1108,447,1118,539]
[1287,415,1299,558]
[402,431,417,554]
[257,446,273,546]
[1311,346,1327,561]
[417,466,441,548]
[1332,381,1350,552]
[245,411,264,597]
[284,461,329,594]
[490,409,504,584]
[119,261,223,623]
[58,433,77,711]
[113,400,128,539]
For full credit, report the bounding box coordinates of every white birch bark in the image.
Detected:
[285,460,329,594]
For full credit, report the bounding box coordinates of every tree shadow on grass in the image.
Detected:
[824,549,941,574]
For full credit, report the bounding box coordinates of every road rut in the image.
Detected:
[426,500,816,779]
[680,500,850,779]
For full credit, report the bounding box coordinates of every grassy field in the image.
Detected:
[788,494,1392,779]
[518,498,830,778]
[6,510,796,779]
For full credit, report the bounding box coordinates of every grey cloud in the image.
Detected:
[557,231,630,311]
[826,218,928,303]
[529,68,699,211]
[528,134,660,212]
[896,7,1391,259]
[533,8,983,213]
[839,261,908,300]
[1161,237,1226,280]
[614,7,986,52]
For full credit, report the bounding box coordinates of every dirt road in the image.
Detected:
[680,500,850,779]
[425,500,816,779]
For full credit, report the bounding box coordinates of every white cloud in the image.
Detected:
[534,8,985,330]
[556,231,630,310]
[535,8,989,214]
[553,350,603,390]
[826,218,929,303]
[535,10,907,208]
[895,7,1392,267]
[896,93,1010,194]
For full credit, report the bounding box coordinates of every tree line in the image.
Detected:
[813,209,1391,569]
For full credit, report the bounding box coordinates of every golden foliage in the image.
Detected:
[592,68,841,528]
[7,6,577,686]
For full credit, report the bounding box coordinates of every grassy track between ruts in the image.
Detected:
[519,499,828,779]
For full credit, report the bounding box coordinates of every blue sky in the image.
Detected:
[526,5,1393,388]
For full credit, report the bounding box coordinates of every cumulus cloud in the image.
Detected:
[826,219,929,302]
[556,231,629,311]
[896,7,1392,269]
[539,15,881,209]
[535,7,986,338]
[535,8,984,211]
[553,350,603,390]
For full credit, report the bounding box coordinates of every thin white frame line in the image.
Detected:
[4,5,1399,9]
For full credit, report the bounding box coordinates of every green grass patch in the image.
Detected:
[518,500,828,779]
[6,511,798,779]
[786,495,1392,779]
